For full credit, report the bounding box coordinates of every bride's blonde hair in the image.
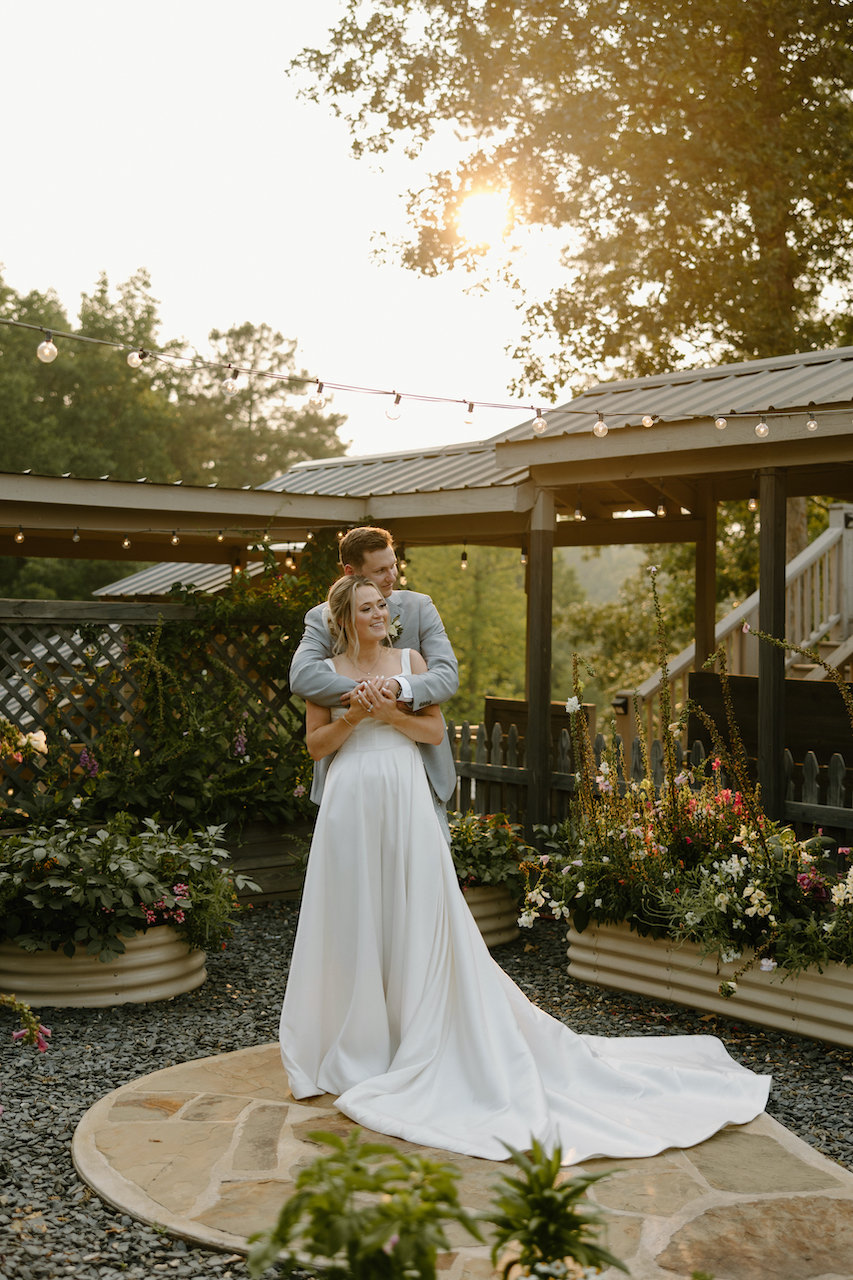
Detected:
[326,575,387,658]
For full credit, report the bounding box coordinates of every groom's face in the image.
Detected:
[351,546,398,597]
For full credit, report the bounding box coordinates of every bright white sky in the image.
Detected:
[2,0,564,459]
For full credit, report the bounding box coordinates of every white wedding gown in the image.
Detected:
[279,652,770,1164]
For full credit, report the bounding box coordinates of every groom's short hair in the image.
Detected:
[339,526,395,570]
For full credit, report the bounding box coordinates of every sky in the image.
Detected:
[1,0,561,459]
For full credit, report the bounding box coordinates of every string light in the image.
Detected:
[222,366,239,396]
[747,492,758,512]
[520,544,528,566]
[126,349,145,369]
[714,416,727,430]
[460,546,468,571]
[385,393,402,421]
[755,416,770,438]
[593,415,609,438]
[574,504,584,521]
[13,526,25,543]
[806,413,818,432]
[170,531,180,545]
[121,535,132,549]
[216,530,225,542]
[307,381,325,410]
[532,410,548,435]
[71,528,80,543]
[656,502,667,518]
[36,333,58,363]
[641,414,657,428]
[464,401,475,425]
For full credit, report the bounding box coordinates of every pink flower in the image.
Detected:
[11,1029,26,1042]
[742,622,751,634]
[293,783,307,798]
[36,1026,51,1053]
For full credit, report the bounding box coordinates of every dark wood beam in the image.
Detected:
[526,490,555,832]
[757,468,787,818]
[695,493,717,666]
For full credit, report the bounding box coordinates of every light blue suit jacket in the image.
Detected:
[289,589,459,806]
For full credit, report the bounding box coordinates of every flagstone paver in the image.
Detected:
[72,1042,853,1280]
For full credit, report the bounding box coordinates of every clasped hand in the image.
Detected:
[350,676,397,721]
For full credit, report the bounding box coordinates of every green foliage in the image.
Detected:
[449,811,533,902]
[0,534,342,833]
[297,1,853,389]
[406,545,582,724]
[246,1127,482,1280]
[0,816,257,962]
[484,1138,628,1278]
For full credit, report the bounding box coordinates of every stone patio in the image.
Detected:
[71,1042,853,1280]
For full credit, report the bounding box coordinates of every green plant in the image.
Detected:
[0,815,258,961]
[484,1138,627,1278]
[246,1127,482,1279]
[449,811,533,902]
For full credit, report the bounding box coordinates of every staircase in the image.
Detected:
[622,503,853,744]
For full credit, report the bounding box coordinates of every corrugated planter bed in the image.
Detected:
[0,925,206,1008]
[463,884,519,948]
[567,920,853,1048]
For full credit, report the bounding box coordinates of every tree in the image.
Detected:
[296,0,853,393]
[180,322,347,489]
[406,544,582,723]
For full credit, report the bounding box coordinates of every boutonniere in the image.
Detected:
[387,613,402,643]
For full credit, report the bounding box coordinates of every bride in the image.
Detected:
[279,575,770,1163]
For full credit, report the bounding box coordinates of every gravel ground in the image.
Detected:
[2,901,852,1280]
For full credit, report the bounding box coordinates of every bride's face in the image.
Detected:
[352,584,388,646]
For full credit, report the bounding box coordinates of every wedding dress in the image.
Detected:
[279,651,770,1164]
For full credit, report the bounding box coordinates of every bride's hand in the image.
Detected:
[367,681,398,722]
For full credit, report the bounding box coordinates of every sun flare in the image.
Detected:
[455,189,512,247]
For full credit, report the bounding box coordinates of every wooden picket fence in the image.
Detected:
[447,720,853,834]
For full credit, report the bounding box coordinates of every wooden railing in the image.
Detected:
[447,721,853,834]
[622,503,853,745]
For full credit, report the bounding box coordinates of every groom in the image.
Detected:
[289,526,459,830]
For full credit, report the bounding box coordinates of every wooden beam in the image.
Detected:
[553,516,705,547]
[695,492,717,666]
[526,490,555,832]
[757,468,787,818]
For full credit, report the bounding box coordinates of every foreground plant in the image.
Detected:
[246,1127,482,1279]
[484,1139,627,1278]
[450,810,532,901]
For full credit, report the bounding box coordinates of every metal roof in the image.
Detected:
[94,559,267,599]
[498,346,853,442]
[257,439,529,498]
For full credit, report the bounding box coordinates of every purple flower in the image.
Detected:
[232,730,248,758]
[79,747,99,777]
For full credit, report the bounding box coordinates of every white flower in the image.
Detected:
[759,957,777,972]
[599,760,610,775]
[387,613,402,642]
[594,898,603,908]
[575,881,586,897]
[565,695,581,714]
[518,910,537,929]
[720,947,742,964]
[25,729,48,755]
[71,797,82,810]
[714,893,730,911]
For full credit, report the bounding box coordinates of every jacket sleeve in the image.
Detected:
[407,597,459,712]
[289,605,356,707]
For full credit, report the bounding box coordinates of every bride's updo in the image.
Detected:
[325,575,386,657]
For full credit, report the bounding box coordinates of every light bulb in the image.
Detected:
[641,414,656,428]
[386,393,402,421]
[532,411,548,435]
[398,574,408,586]
[593,416,608,438]
[222,373,239,396]
[755,417,770,439]
[72,528,80,543]
[520,548,528,566]
[460,549,468,571]
[37,337,58,363]
[464,401,475,425]
[574,506,584,522]
[806,415,818,432]
[216,530,225,542]
[122,535,132,549]
[14,526,24,543]
[714,416,727,431]
[308,381,325,410]
[126,349,144,369]
[747,494,758,512]
[656,503,666,518]
[170,531,180,545]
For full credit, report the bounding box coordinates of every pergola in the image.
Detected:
[3,346,853,819]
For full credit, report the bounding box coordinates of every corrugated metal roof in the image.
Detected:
[94,560,267,598]
[498,347,853,442]
[258,439,529,497]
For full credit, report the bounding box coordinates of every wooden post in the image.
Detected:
[758,468,787,818]
[695,491,717,667]
[526,490,555,833]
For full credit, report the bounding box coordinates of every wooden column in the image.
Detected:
[694,491,717,667]
[526,490,555,832]
[758,468,787,818]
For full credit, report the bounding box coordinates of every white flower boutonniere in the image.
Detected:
[386,613,402,643]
